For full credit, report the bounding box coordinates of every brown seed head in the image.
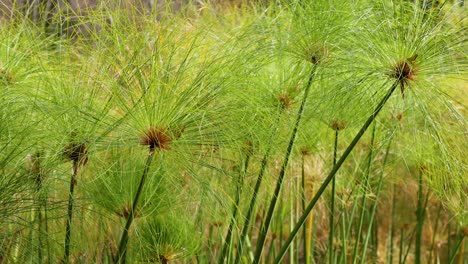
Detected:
[156,250,180,264]
[306,45,328,65]
[462,226,468,237]
[419,164,428,173]
[277,93,293,110]
[140,127,171,152]
[390,112,404,124]
[63,142,88,167]
[390,55,418,98]
[158,255,169,264]
[115,203,141,219]
[330,120,347,131]
[0,68,14,86]
[396,112,404,122]
[27,152,45,189]
[300,146,312,156]
[26,152,42,176]
[310,55,320,65]
[211,221,223,228]
[172,125,185,140]
[242,140,255,156]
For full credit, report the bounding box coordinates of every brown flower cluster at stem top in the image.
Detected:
[462,226,468,237]
[0,68,15,86]
[27,152,45,188]
[242,140,255,156]
[390,54,418,98]
[330,120,347,131]
[300,146,312,156]
[115,203,141,219]
[140,127,172,152]
[278,93,294,110]
[63,142,89,168]
[306,45,328,65]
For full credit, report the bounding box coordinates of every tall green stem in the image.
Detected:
[37,204,43,263]
[415,168,425,264]
[253,65,317,263]
[115,151,155,264]
[448,221,452,262]
[235,109,283,263]
[360,132,394,264]
[352,123,377,264]
[399,227,404,264]
[337,179,360,264]
[218,153,251,263]
[428,203,442,264]
[403,228,416,263]
[274,80,400,263]
[301,153,310,264]
[64,163,79,263]
[41,194,51,263]
[448,235,465,264]
[328,129,339,263]
[33,165,46,264]
[389,183,397,263]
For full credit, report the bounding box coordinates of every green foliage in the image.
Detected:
[0,0,466,263]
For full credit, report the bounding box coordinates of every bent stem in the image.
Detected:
[253,65,317,263]
[115,150,155,264]
[274,80,400,263]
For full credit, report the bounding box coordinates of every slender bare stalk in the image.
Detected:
[63,141,88,264]
[328,128,339,263]
[115,151,155,264]
[399,228,405,264]
[218,152,251,263]
[274,80,400,263]
[64,162,79,263]
[300,150,313,264]
[253,65,317,263]
[448,235,465,264]
[428,203,442,264]
[352,124,377,264]
[457,237,465,264]
[235,109,283,263]
[360,132,394,264]
[415,168,425,264]
[389,183,397,263]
